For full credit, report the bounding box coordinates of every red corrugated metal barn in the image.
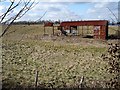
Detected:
[44,20,108,40]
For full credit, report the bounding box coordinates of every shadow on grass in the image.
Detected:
[83,35,120,40]
[108,35,120,40]
[83,35,93,39]
[2,79,109,90]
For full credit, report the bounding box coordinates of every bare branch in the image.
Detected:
[0,0,38,37]
[107,7,118,22]
[0,1,14,23]
[3,16,15,24]
[23,0,31,7]
[109,16,115,23]
[0,10,14,18]
[36,11,47,22]
[0,0,21,22]
[10,0,15,3]
[16,1,37,20]
[9,0,21,11]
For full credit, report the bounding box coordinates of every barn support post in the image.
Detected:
[44,26,45,35]
[93,26,95,39]
[77,26,79,36]
[82,26,83,36]
[76,26,78,35]
[87,26,89,34]
[53,26,54,35]
[105,21,109,39]
[70,26,72,33]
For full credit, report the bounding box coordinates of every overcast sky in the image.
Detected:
[0,0,119,22]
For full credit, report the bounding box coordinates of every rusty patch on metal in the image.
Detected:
[44,20,108,40]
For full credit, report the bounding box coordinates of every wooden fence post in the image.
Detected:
[79,76,84,88]
[44,26,45,35]
[53,26,54,35]
[35,70,39,87]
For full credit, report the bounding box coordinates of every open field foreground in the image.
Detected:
[1,25,120,88]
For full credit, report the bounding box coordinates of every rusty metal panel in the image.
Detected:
[60,20,108,26]
[94,31,99,35]
[100,26,107,39]
[94,35,100,39]
[43,20,108,40]
[64,26,70,30]
[93,26,100,39]
[100,35,106,39]
[44,22,53,26]
[60,20,108,40]
[93,25,108,40]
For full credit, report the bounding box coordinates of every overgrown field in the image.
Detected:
[1,25,119,88]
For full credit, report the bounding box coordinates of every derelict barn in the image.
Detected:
[44,20,108,40]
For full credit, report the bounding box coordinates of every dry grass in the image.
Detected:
[108,26,118,35]
[2,24,119,88]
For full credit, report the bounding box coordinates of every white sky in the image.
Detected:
[0,0,119,22]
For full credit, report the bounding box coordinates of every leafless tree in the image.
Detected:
[107,7,118,22]
[0,0,38,37]
[107,7,120,39]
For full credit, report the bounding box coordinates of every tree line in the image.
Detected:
[11,20,61,25]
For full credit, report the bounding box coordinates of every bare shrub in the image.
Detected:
[102,43,120,88]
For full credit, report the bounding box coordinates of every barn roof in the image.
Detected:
[60,20,108,26]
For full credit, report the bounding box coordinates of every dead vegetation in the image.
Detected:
[1,25,119,89]
[102,43,120,89]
